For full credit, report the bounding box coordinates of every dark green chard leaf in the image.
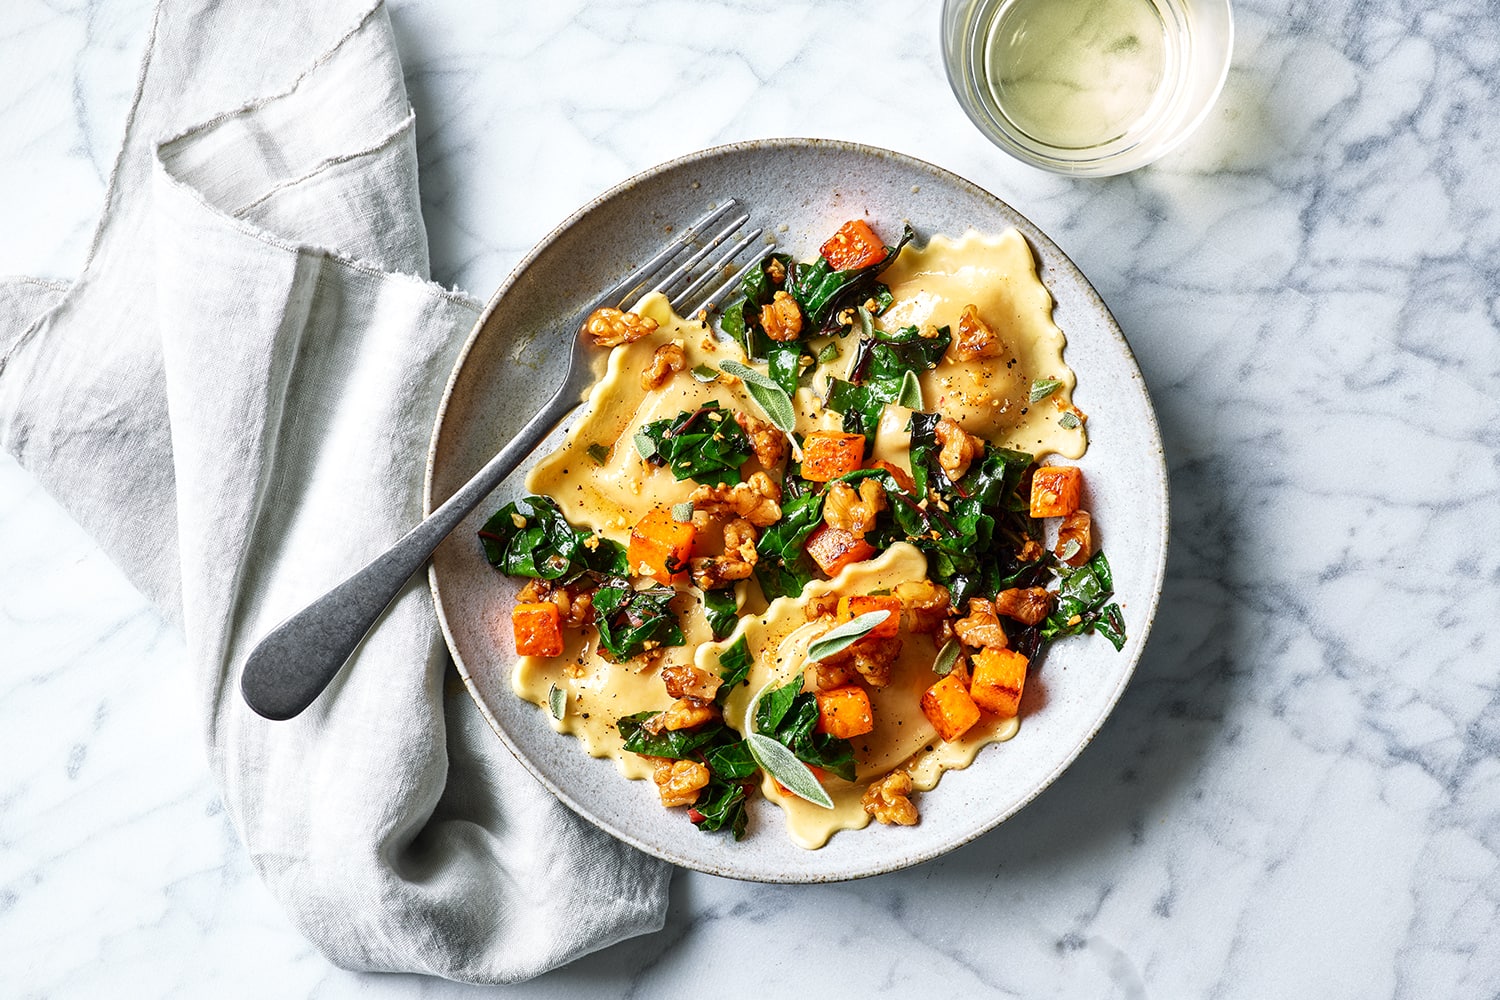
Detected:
[823,377,884,443]
[753,490,826,599]
[592,581,684,661]
[692,773,750,837]
[751,675,857,783]
[617,712,729,759]
[788,224,916,331]
[717,254,793,362]
[617,711,756,839]
[1040,551,1127,651]
[766,341,803,398]
[705,739,758,780]
[635,401,753,485]
[478,495,628,581]
[715,634,753,702]
[703,587,740,642]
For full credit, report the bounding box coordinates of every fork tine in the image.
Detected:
[595,200,739,307]
[648,211,752,300]
[669,226,765,313]
[683,242,779,316]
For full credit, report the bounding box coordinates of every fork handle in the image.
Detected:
[240,388,579,720]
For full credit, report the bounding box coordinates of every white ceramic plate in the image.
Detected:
[425,139,1168,882]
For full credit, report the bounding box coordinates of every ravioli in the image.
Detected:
[509,228,1082,846]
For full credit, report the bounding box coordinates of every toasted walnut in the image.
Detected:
[516,577,594,627]
[894,579,950,634]
[760,290,803,341]
[650,757,711,808]
[807,594,841,620]
[935,417,984,481]
[640,343,686,390]
[821,634,904,688]
[994,587,1054,626]
[954,598,1009,651]
[582,306,657,347]
[690,516,759,591]
[735,411,788,469]
[647,696,719,733]
[661,664,723,702]
[1056,511,1092,567]
[823,480,887,539]
[948,303,1004,362]
[1017,538,1046,563]
[690,473,782,527]
[766,257,787,285]
[862,771,919,826]
[811,660,858,691]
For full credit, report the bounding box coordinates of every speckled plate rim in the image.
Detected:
[424,137,1169,882]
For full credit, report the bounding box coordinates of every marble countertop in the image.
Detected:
[3,0,1497,995]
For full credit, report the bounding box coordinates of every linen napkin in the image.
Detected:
[0,0,671,983]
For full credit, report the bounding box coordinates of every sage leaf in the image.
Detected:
[672,500,695,523]
[806,610,892,661]
[633,428,655,460]
[586,443,610,465]
[547,683,566,720]
[746,733,834,809]
[857,305,875,340]
[816,341,840,364]
[933,639,962,677]
[1059,411,1081,429]
[720,360,797,432]
[1030,378,1062,403]
[896,369,923,410]
[691,364,721,382]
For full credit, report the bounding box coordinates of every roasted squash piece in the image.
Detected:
[1030,465,1083,518]
[819,219,886,271]
[816,685,875,739]
[805,524,876,577]
[969,646,1028,717]
[801,431,866,482]
[835,594,902,639]
[920,673,981,742]
[628,506,696,583]
[512,602,564,657]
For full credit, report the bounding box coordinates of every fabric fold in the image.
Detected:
[1,0,671,983]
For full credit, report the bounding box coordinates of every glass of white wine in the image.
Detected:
[942,0,1233,176]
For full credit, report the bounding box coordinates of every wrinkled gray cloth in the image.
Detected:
[0,0,670,983]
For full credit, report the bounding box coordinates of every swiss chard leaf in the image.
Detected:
[617,711,756,840]
[788,224,916,331]
[767,340,803,398]
[636,401,753,485]
[693,773,750,838]
[1039,552,1127,651]
[478,495,628,581]
[824,377,884,445]
[592,581,684,661]
[752,675,858,782]
[715,635,753,703]
[753,490,826,599]
[617,712,729,759]
[702,587,739,641]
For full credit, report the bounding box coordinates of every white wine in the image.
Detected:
[982,0,1172,150]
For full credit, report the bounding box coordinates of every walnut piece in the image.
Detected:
[934,417,984,481]
[640,343,686,390]
[690,518,759,590]
[862,771,919,826]
[650,757,711,808]
[823,479,887,539]
[690,473,782,528]
[824,634,903,688]
[948,303,1004,362]
[647,696,720,733]
[1055,511,1092,567]
[661,664,722,702]
[582,306,658,347]
[811,660,858,691]
[994,587,1054,626]
[765,257,787,285]
[735,411,788,469]
[760,290,803,341]
[894,579,950,634]
[516,577,596,628]
[954,598,1009,651]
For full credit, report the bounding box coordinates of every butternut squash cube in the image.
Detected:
[512,602,563,657]
[836,594,902,639]
[628,506,696,583]
[920,673,981,743]
[816,685,875,739]
[969,646,1028,718]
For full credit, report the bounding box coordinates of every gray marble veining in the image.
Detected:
[2,0,1497,996]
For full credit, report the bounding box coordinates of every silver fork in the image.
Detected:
[241,200,772,720]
